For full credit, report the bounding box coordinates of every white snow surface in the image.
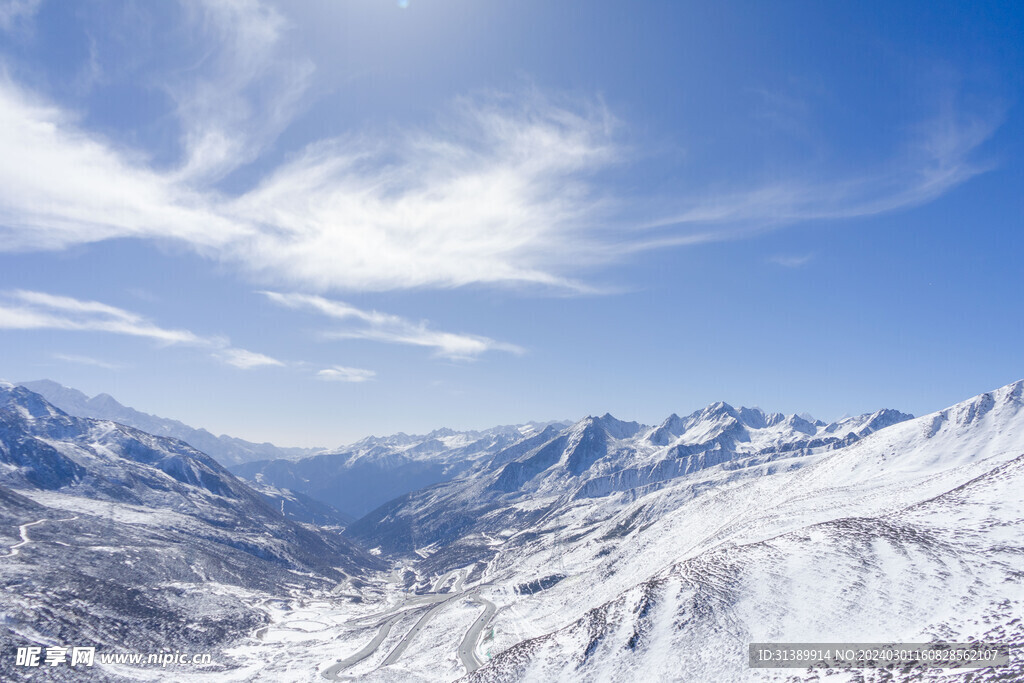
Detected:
[5,379,1024,681]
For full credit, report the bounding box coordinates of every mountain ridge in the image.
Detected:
[3,378,1022,681]
[0,382,385,680]
[463,380,1024,682]
[18,379,324,467]
[342,397,918,561]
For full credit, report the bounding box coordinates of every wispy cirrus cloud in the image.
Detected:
[169,0,314,183]
[53,353,124,371]
[317,366,376,383]
[0,290,282,369]
[768,253,814,268]
[0,0,40,32]
[215,347,284,369]
[627,105,1000,251]
[0,75,248,253]
[0,0,1003,295]
[0,68,999,293]
[0,72,614,291]
[0,290,205,344]
[226,91,617,292]
[262,291,523,361]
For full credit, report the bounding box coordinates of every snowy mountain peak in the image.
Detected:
[1001,377,1024,400]
[785,413,819,435]
[737,406,769,428]
[564,420,611,475]
[17,379,322,466]
[583,413,643,440]
[1,383,69,420]
[700,400,739,419]
[648,413,686,445]
[862,407,915,432]
[89,392,123,411]
[647,402,844,448]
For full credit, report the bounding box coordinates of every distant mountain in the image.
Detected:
[346,402,914,553]
[233,421,568,519]
[19,379,322,466]
[462,380,1024,682]
[0,382,382,679]
[0,382,376,574]
[7,376,1023,682]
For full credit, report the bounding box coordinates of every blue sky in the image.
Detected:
[0,0,1021,447]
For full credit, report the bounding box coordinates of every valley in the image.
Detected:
[2,380,1022,681]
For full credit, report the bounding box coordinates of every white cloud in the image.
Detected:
[768,253,814,268]
[0,0,1002,295]
[0,0,40,32]
[627,106,1000,250]
[0,72,614,291]
[317,366,376,383]
[262,291,523,360]
[323,328,520,360]
[0,290,204,344]
[169,0,314,182]
[52,353,124,370]
[224,92,617,291]
[0,76,249,252]
[0,290,281,369]
[217,347,285,369]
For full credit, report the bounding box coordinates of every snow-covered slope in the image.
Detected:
[0,382,383,682]
[248,480,354,529]
[323,381,1021,682]
[233,421,568,518]
[346,402,914,553]
[0,383,376,573]
[453,380,1024,682]
[19,379,321,466]
[5,379,1021,682]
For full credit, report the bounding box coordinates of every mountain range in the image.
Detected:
[0,382,380,681]
[19,380,322,467]
[20,379,566,519]
[3,378,1022,681]
[233,421,568,519]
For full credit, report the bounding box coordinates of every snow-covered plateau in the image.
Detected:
[2,380,1022,681]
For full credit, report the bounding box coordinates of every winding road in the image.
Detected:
[380,590,469,666]
[432,570,459,593]
[322,613,404,680]
[321,568,496,680]
[4,517,78,557]
[458,594,496,673]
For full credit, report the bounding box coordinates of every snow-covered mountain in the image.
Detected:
[5,379,1023,682]
[19,379,322,467]
[0,382,381,681]
[460,380,1024,682]
[309,382,1020,682]
[346,402,913,553]
[233,421,568,518]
